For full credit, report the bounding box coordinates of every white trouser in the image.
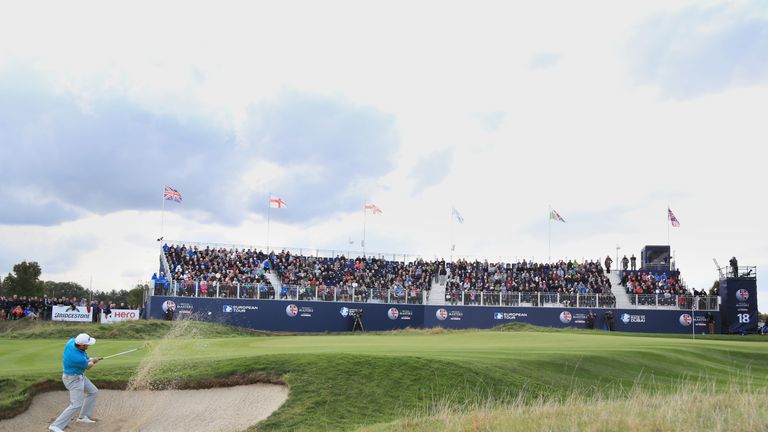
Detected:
[51,373,98,429]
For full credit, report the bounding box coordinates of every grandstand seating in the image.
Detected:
[157,243,715,310]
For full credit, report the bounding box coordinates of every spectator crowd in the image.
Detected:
[160,244,438,303]
[1,295,140,321]
[446,259,612,305]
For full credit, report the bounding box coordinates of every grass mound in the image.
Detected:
[0,319,265,340]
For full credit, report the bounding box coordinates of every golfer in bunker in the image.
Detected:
[49,333,100,432]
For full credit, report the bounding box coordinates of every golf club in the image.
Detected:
[97,342,151,360]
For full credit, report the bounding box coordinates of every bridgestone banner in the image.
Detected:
[102,309,140,324]
[52,305,92,322]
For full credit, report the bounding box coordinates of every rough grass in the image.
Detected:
[359,382,768,432]
[0,318,266,339]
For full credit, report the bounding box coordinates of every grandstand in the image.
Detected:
[150,241,719,315]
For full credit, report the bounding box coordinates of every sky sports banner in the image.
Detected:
[52,305,92,322]
[102,309,141,324]
[149,296,721,334]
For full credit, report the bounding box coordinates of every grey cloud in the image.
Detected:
[0,67,399,226]
[408,149,453,194]
[0,65,243,225]
[628,2,768,98]
[242,91,399,222]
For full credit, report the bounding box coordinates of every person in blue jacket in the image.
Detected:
[49,333,100,432]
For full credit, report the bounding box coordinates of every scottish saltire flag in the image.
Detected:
[451,207,464,224]
[365,203,383,215]
[668,208,680,227]
[549,209,565,223]
[163,186,182,203]
[269,196,287,208]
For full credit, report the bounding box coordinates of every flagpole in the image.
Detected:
[267,192,271,253]
[362,203,367,257]
[548,205,552,264]
[450,207,455,261]
[691,291,696,340]
[160,187,166,241]
[667,205,670,246]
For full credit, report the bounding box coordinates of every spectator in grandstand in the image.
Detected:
[630,254,637,271]
[621,255,629,271]
[604,256,613,274]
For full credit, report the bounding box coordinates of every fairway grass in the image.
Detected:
[1,321,767,431]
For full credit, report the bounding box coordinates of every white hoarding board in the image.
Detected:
[52,305,92,322]
[101,309,140,324]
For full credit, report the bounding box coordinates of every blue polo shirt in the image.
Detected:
[62,338,90,375]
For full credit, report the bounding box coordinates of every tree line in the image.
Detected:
[1,261,146,307]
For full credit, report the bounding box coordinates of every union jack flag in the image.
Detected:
[668,208,680,227]
[163,186,182,203]
[365,203,383,215]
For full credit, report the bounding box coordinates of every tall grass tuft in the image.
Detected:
[364,380,768,432]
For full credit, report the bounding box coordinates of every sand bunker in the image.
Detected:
[0,383,287,432]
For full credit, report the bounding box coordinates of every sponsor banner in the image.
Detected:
[284,304,313,318]
[149,296,721,334]
[387,307,415,321]
[52,305,92,322]
[620,313,647,324]
[102,309,140,324]
[494,311,528,321]
[223,305,259,313]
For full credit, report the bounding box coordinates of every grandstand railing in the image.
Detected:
[628,294,718,310]
[149,281,708,310]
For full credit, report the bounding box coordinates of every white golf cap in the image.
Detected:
[75,333,96,346]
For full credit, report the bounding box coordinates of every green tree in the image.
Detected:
[128,284,148,308]
[43,281,89,299]
[2,261,44,297]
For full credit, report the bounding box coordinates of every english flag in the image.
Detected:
[668,208,680,227]
[270,196,287,209]
[365,203,383,215]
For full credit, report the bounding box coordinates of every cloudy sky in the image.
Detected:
[1,0,766,310]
